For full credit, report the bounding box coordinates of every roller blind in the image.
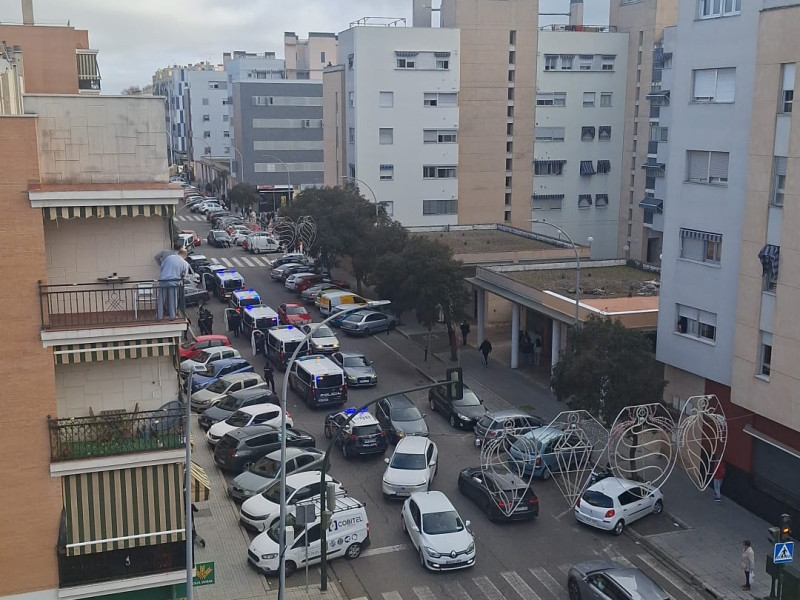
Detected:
[715,68,736,102]
[709,152,729,182]
[688,151,708,182]
[693,70,716,100]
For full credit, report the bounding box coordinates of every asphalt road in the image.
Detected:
[178,214,703,600]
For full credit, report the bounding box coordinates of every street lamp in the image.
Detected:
[231,146,243,181]
[164,130,174,168]
[530,219,582,326]
[340,175,379,221]
[260,154,292,213]
[276,299,390,600]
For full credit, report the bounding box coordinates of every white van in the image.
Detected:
[318,291,368,316]
[247,233,281,254]
[288,355,346,408]
[265,326,310,370]
[247,495,369,576]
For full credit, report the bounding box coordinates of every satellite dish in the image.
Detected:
[0,58,10,75]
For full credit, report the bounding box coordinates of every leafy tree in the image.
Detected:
[228,183,260,213]
[551,316,666,425]
[351,219,408,294]
[121,85,143,95]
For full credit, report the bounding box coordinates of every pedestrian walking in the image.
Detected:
[522,338,534,364]
[711,455,726,502]
[479,339,493,367]
[157,247,189,321]
[741,540,755,590]
[263,362,275,392]
[533,337,543,366]
[460,320,471,347]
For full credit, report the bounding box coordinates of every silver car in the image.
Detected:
[304,324,340,354]
[331,351,377,387]
[340,310,397,336]
[567,561,670,600]
[227,447,326,502]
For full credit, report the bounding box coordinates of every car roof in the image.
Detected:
[484,470,531,491]
[523,426,564,442]
[218,372,259,384]
[409,490,456,513]
[572,564,668,600]
[233,289,260,298]
[229,387,272,400]
[285,470,331,486]
[395,436,429,453]
[345,310,381,320]
[216,269,243,279]
[296,355,342,375]
[337,351,365,358]
[238,404,280,416]
[265,446,322,461]
[227,425,280,440]
[208,357,249,368]
[193,335,228,343]
[485,409,534,420]
[245,305,278,317]
[188,254,207,261]
[269,326,307,341]
[386,394,414,408]
[587,477,648,495]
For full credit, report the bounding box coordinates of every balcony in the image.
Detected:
[48,406,185,462]
[39,280,186,330]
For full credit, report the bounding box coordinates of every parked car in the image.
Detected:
[382,436,438,499]
[324,408,388,458]
[198,387,279,430]
[207,230,232,248]
[179,334,230,360]
[331,351,376,387]
[270,262,303,282]
[508,426,594,480]
[280,263,316,283]
[574,477,663,535]
[278,302,311,326]
[473,409,544,449]
[180,346,240,374]
[567,561,671,600]
[329,307,370,328]
[185,254,211,271]
[428,383,488,429]
[190,358,254,393]
[181,230,201,247]
[374,394,428,442]
[247,233,281,254]
[303,323,340,354]
[339,310,396,336]
[294,275,350,294]
[401,491,475,572]
[190,372,265,413]
[227,223,251,236]
[284,272,316,292]
[227,447,327,503]
[206,404,292,446]
[301,284,345,305]
[213,425,315,473]
[457,467,539,521]
[268,253,310,270]
[183,284,211,307]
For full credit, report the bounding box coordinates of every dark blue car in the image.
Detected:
[191,358,254,393]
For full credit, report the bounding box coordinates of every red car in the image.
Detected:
[178,334,231,360]
[293,274,351,294]
[181,230,201,247]
[278,302,312,326]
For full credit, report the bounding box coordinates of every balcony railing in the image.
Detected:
[58,541,185,587]
[48,408,185,461]
[39,279,185,330]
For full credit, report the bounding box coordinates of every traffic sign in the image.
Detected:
[774,541,794,564]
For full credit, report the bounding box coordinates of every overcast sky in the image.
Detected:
[11,0,610,94]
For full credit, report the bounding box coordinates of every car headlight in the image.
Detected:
[424,546,442,559]
[371,374,377,379]
[347,375,357,381]
[459,414,470,421]
[261,553,278,560]
[382,477,390,484]
[466,542,475,554]
[396,431,405,438]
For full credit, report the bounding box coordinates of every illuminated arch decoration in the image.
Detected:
[273,215,317,254]
[677,395,728,491]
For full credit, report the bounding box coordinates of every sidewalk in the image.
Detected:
[383,323,774,600]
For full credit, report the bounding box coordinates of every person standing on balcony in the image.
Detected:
[157,248,189,320]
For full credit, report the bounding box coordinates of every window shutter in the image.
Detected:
[783,64,796,91]
[379,128,393,144]
[775,156,788,177]
[423,130,437,143]
[693,70,716,100]
[677,304,696,319]
[439,93,457,107]
[715,68,736,102]
[688,151,708,181]
[681,237,704,261]
[709,152,729,181]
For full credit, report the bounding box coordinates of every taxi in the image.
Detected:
[213,269,245,302]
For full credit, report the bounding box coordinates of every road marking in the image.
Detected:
[382,593,403,600]
[450,582,474,600]
[636,553,698,598]
[555,506,573,520]
[413,586,437,600]
[240,256,256,267]
[360,543,410,558]
[219,257,233,266]
[474,576,505,600]
[530,567,564,599]
[604,547,634,568]
[556,563,571,575]
[501,571,542,600]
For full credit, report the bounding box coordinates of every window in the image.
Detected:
[505,158,513,171]
[509,30,516,45]
[383,201,394,216]
[692,68,736,102]
[536,92,566,107]
[580,55,594,70]
[545,55,558,70]
[676,304,717,342]
[424,92,457,107]
[348,163,355,178]
[204,147,211,155]
[223,114,229,122]
[772,156,787,206]
[436,59,450,70]
[580,160,596,176]
[397,57,416,69]
[506,123,514,135]
[348,91,354,107]
[203,131,211,139]
[422,199,458,215]
[348,54,354,70]
[581,126,596,141]
[698,0,741,19]
[380,91,394,108]
[583,92,596,107]
[687,150,729,184]
[561,54,574,70]
[509,50,516,65]
[423,129,458,143]
[781,64,795,113]
[578,194,593,208]
[534,127,565,142]
[202,98,209,106]
[680,228,722,263]
[600,92,612,107]
[759,332,772,378]
[532,194,564,210]
[379,128,394,145]
[534,160,566,176]
[597,160,611,174]
[598,126,611,141]
[348,127,355,144]
[202,114,210,122]
[224,147,230,154]
[320,51,326,63]
[601,55,615,71]
[595,194,609,207]
[422,166,457,179]
[650,125,669,142]
[379,164,394,181]
[223,131,230,138]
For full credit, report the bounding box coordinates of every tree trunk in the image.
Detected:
[446,321,458,361]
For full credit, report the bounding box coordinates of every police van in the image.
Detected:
[288,354,346,408]
[229,289,261,312]
[247,495,369,576]
[242,304,279,339]
[266,326,310,370]
[213,269,245,301]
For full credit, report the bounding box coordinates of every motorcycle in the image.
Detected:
[198,305,214,336]
[588,463,614,486]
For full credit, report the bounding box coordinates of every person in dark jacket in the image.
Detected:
[479,339,493,367]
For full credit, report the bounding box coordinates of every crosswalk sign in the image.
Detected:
[774,542,794,564]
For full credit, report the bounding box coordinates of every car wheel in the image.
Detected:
[449,415,457,428]
[613,519,625,536]
[653,499,663,515]
[254,247,261,254]
[419,548,426,569]
[568,578,582,600]
[324,424,332,439]
[541,468,551,481]
[284,561,297,577]
[401,515,407,533]
[429,397,436,411]
[342,443,348,458]
[289,376,295,391]
[345,542,362,559]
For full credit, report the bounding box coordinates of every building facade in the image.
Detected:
[533,27,628,259]
[284,31,339,80]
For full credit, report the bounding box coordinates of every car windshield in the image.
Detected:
[312,325,334,338]
[205,379,229,393]
[390,452,427,470]
[180,339,196,349]
[453,391,482,407]
[286,306,307,315]
[422,510,464,535]
[216,394,238,411]
[353,424,380,436]
[263,483,294,503]
[317,374,343,389]
[391,406,422,422]
[251,457,280,477]
[226,411,251,427]
[342,356,369,368]
[582,490,614,508]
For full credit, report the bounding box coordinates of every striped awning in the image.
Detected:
[190,462,212,503]
[76,52,101,81]
[53,337,177,365]
[758,244,780,279]
[44,205,174,221]
[639,196,664,213]
[680,228,722,243]
[62,464,185,556]
[395,51,419,57]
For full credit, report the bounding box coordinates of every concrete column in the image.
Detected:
[551,320,562,370]
[476,289,486,347]
[510,303,520,369]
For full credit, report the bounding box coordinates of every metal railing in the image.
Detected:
[38,279,186,329]
[58,541,185,587]
[48,409,185,461]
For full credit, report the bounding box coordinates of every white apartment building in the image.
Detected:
[330,23,460,226]
[533,27,628,259]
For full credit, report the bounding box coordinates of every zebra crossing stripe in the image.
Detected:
[449,582,474,600]
[382,592,403,600]
[219,258,233,266]
[412,586,437,600]
[636,553,697,598]
[474,576,505,600]
[239,257,256,267]
[556,564,571,575]
[530,567,564,599]
[501,571,542,600]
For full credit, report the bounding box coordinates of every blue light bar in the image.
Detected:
[343,408,356,415]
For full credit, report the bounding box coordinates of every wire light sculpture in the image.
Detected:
[677,395,728,491]
[273,215,316,254]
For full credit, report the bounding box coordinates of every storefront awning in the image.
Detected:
[53,338,177,365]
[190,462,212,503]
[44,205,174,220]
[758,244,780,279]
[62,464,185,556]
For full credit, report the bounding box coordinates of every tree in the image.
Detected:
[551,316,666,425]
[350,219,408,294]
[121,85,143,95]
[228,183,260,213]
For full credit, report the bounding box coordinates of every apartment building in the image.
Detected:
[284,31,339,80]
[533,26,628,259]
[609,0,678,263]
[0,17,204,600]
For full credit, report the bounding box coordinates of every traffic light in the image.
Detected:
[445,367,463,401]
[780,513,792,542]
[769,527,781,544]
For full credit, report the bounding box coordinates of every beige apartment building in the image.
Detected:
[284,31,339,80]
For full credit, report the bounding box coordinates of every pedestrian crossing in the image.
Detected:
[210,255,273,269]
[176,214,213,222]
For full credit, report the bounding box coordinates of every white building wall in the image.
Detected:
[186,69,230,159]
[533,31,628,259]
[656,0,759,387]
[340,26,460,226]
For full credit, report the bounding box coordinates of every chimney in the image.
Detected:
[569,0,583,27]
[21,0,34,25]
[412,0,432,27]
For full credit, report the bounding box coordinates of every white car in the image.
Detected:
[247,233,281,254]
[180,346,241,374]
[574,477,664,535]
[401,491,475,571]
[285,272,316,291]
[206,404,292,446]
[239,471,345,532]
[382,437,438,499]
[190,372,266,413]
[304,323,340,354]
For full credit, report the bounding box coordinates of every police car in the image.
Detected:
[324,407,388,458]
[242,304,279,337]
[213,269,245,301]
[229,289,261,312]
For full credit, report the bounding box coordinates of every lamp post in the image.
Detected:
[164,130,174,168]
[276,299,390,600]
[190,137,211,191]
[530,219,581,326]
[231,146,244,181]
[340,175,379,222]
[260,154,292,213]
